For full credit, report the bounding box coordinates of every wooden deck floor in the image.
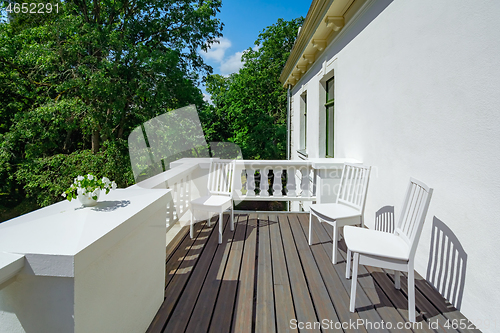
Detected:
[147,213,479,333]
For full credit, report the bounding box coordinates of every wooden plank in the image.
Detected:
[147,218,216,333]
[164,219,210,287]
[287,214,342,332]
[255,214,277,333]
[165,224,190,263]
[311,216,389,333]
[232,213,258,333]
[269,214,297,333]
[209,214,249,333]
[295,214,366,333]
[184,214,236,333]
[161,215,231,333]
[279,215,320,333]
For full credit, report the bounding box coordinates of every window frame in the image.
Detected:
[325,77,335,158]
[297,92,308,157]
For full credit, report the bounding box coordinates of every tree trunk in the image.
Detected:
[92,130,100,153]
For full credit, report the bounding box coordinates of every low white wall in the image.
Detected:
[74,207,166,333]
[0,189,169,333]
[0,276,74,332]
[292,0,500,329]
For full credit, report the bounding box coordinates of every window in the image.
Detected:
[325,77,334,157]
[299,93,307,155]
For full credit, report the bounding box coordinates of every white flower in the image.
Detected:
[70,184,75,189]
[92,189,99,197]
[102,177,110,184]
[111,181,117,190]
[77,175,84,181]
[61,192,67,198]
[77,188,84,195]
[88,174,94,181]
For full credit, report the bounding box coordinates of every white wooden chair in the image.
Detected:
[190,159,235,244]
[309,163,371,264]
[344,178,433,322]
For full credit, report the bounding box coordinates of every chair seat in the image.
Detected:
[310,203,361,223]
[191,195,232,210]
[344,226,410,261]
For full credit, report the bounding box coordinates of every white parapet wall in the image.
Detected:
[0,188,170,333]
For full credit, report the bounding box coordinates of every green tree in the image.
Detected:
[202,17,303,160]
[0,0,223,214]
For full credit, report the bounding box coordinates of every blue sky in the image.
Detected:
[200,0,311,82]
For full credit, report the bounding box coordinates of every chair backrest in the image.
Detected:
[207,159,236,197]
[336,163,371,214]
[395,178,433,260]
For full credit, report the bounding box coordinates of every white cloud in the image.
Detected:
[220,51,244,75]
[203,93,213,105]
[201,37,262,76]
[202,37,232,62]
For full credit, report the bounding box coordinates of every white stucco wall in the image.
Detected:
[291,0,500,329]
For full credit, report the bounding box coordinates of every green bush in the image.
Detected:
[15,141,134,207]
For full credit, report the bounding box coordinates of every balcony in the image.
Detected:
[0,158,478,332]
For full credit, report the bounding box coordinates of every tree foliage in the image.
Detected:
[0,0,222,214]
[201,17,303,160]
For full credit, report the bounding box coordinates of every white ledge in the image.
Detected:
[0,188,170,277]
[0,252,25,286]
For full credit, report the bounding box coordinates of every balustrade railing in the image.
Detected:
[134,159,318,229]
[233,160,316,202]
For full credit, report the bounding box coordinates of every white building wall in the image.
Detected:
[290,0,500,329]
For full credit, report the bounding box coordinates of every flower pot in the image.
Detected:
[78,190,101,207]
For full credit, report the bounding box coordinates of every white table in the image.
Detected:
[0,188,171,333]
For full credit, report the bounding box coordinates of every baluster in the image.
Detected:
[311,168,317,198]
[185,174,191,213]
[233,165,243,197]
[247,169,256,196]
[180,177,185,215]
[273,167,283,197]
[300,167,309,198]
[173,181,179,221]
[286,166,296,197]
[166,197,172,227]
[260,168,270,197]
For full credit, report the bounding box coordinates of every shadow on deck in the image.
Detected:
[147,213,479,333]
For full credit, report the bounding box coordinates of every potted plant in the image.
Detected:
[62,174,117,207]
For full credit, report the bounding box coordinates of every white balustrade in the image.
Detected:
[233,160,316,202]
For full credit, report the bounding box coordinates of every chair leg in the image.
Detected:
[208,211,211,227]
[332,225,338,264]
[395,270,401,289]
[408,267,416,322]
[308,211,313,246]
[230,207,234,231]
[346,249,351,279]
[218,212,223,244]
[349,252,359,312]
